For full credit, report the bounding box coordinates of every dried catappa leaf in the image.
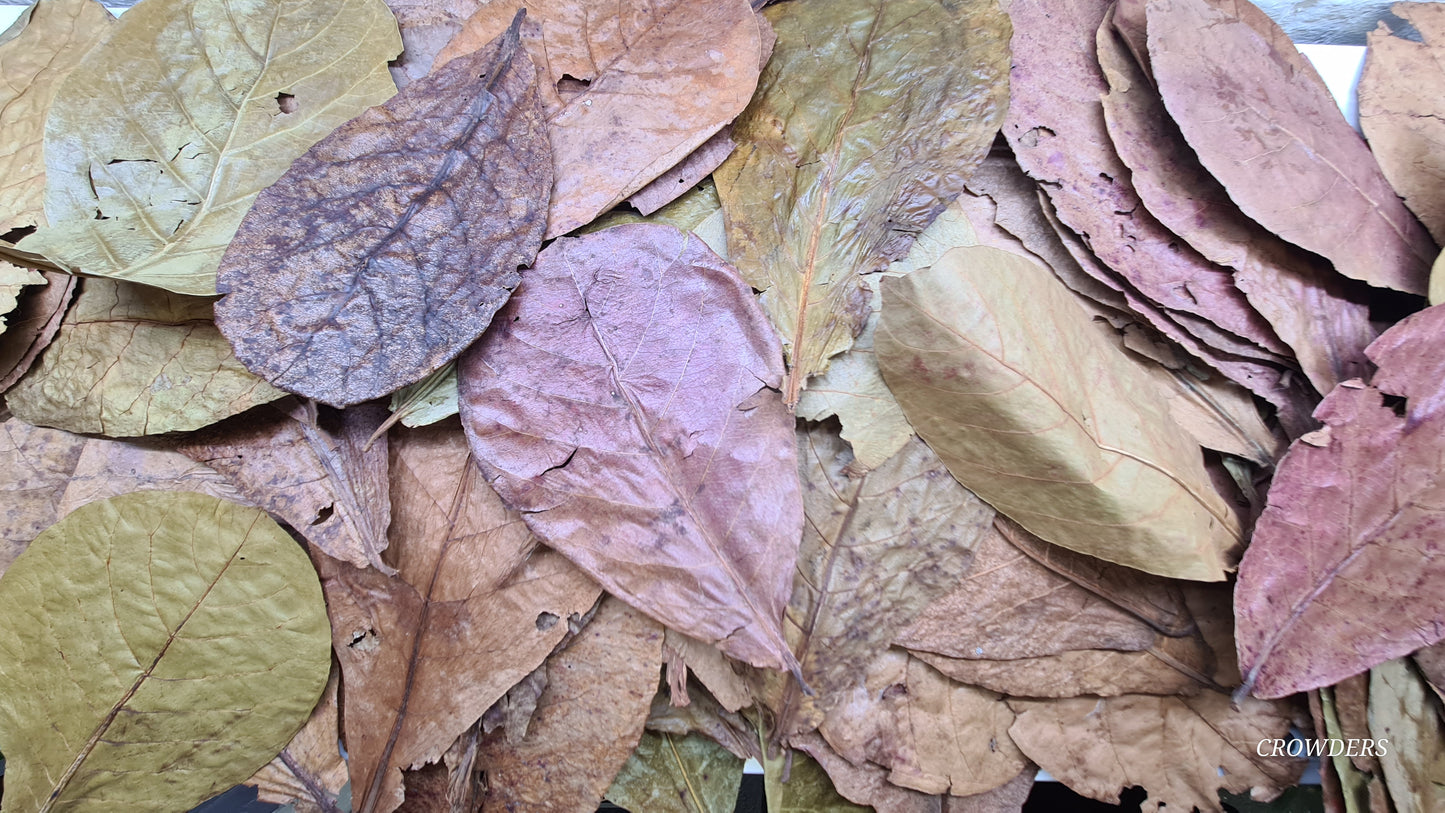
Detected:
[23,0,401,295]
[716,0,1010,405]
[0,269,74,392]
[1370,658,1445,813]
[6,278,287,436]
[605,731,743,813]
[876,245,1240,581]
[1236,304,1445,699]
[0,491,331,812]
[247,666,348,813]
[458,224,803,673]
[215,14,551,407]
[1147,0,1437,295]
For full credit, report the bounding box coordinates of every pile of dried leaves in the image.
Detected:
[1,0,1443,810]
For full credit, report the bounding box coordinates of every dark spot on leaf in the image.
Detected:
[311,503,335,526]
[275,92,297,114]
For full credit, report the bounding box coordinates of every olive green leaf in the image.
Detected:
[22,0,400,295]
[0,491,332,813]
[764,739,869,813]
[716,0,1010,405]
[6,278,286,436]
[606,731,743,813]
[876,245,1241,581]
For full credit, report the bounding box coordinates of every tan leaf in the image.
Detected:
[248,666,348,813]
[322,421,600,813]
[0,0,113,234]
[876,245,1240,580]
[476,596,663,813]
[1147,0,1437,295]
[439,0,763,238]
[6,278,286,436]
[179,399,393,574]
[1371,657,1445,813]
[1008,692,1304,812]
[716,0,1010,405]
[663,630,752,714]
[0,269,74,392]
[0,265,44,337]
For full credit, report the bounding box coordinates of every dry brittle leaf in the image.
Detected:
[1370,657,1445,813]
[1148,0,1437,295]
[787,730,939,813]
[476,596,663,813]
[1236,304,1445,699]
[247,666,349,813]
[458,224,803,673]
[0,269,74,392]
[23,0,401,295]
[716,0,1010,405]
[663,629,753,714]
[876,246,1240,581]
[215,16,550,408]
[439,0,763,238]
[321,421,600,813]
[383,0,485,88]
[0,491,332,812]
[605,731,744,813]
[6,278,286,436]
[628,129,739,217]
[646,680,758,762]
[179,399,393,574]
[0,265,44,335]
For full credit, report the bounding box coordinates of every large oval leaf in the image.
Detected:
[0,491,331,812]
[22,0,401,295]
[458,223,803,673]
[875,245,1240,581]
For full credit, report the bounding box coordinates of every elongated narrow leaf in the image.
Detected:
[0,0,112,233]
[458,224,803,673]
[0,491,331,812]
[23,0,401,295]
[319,421,599,813]
[215,16,550,407]
[606,732,743,813]
[772,426,992,737]
[438,0,763,238]
[876,245,1240,581]
[6,278,287,436]
[1236,305,1445,698]
[716,0,1010,404]
[1147,0,1437,294]
[1370,658,1445,813]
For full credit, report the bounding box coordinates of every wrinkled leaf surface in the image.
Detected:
[606,732,743,813]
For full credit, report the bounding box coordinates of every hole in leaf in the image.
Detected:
[1383,393,1408,417]
[556,73,591,97]
[0,225,35,244]
[348,628,380,651]
[311,503,335,526]
[275,92,297,115]
[535,612,559,631]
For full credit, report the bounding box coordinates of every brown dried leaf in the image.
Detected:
[180,399,393,574]
[646,680,759,762]
[321,421,600,813]
[913,634,1213,698]
[476,596,663,813]
[1148,0,1437,294]
[771,427,993,737]
[0,416,247,575]
[0,0,113,234]
[819,651,1028,797]
[1236,304,1445,699]
[457,224,803,673]
[0,269,73,393]
[215,17,550,407]
[716,0,1011,405]
[1097,11,1375,395]
[7,278,286,436]
[1003,0,1290,365]
[248,666,348,813]
[628,128,738,218]
[789,730,941,813]
[1371,657,1445,813]
[663,630,753,714]
[439,0,763,238]
[1008,692,1304,812]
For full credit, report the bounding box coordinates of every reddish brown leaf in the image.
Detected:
[1236,305,1445,699]
[1147,0,1437,295]
[458,223,803,673]
[438,0,763,238]
[321,421,600,813]
[180,399,394,574]
[476,596,663,813]
[1097,12,1375,396]
[215,16,551,407]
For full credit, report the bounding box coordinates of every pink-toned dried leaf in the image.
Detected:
[1147,0,1437,294]
[0,270,74,393]
[1236,304,1445,699]
[382,0,485,88]
[628,128,737,217]
[663,630,752,714]
[248,666,348,813]
[791,730,942,813]
[321,421,601,813]
[439,0,762,238]
[458,223,803,673]
[215,17,550,407]
[1002,0,1289,365]
[476,596,662,813]
[1097,11,1375,395]
[179,399,393,574]
[1008,692,1304,813]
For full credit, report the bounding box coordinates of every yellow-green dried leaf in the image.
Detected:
[387,362,461,429]
[24,0,401,295]
[606,732,743,813]
[716,0,1010,405]
[0,0,112,234]
[0,491,331,813]
[6,278,286,436]
[764,742,868,813]
[1370,658,1445,813]
[876,245,1240,581]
